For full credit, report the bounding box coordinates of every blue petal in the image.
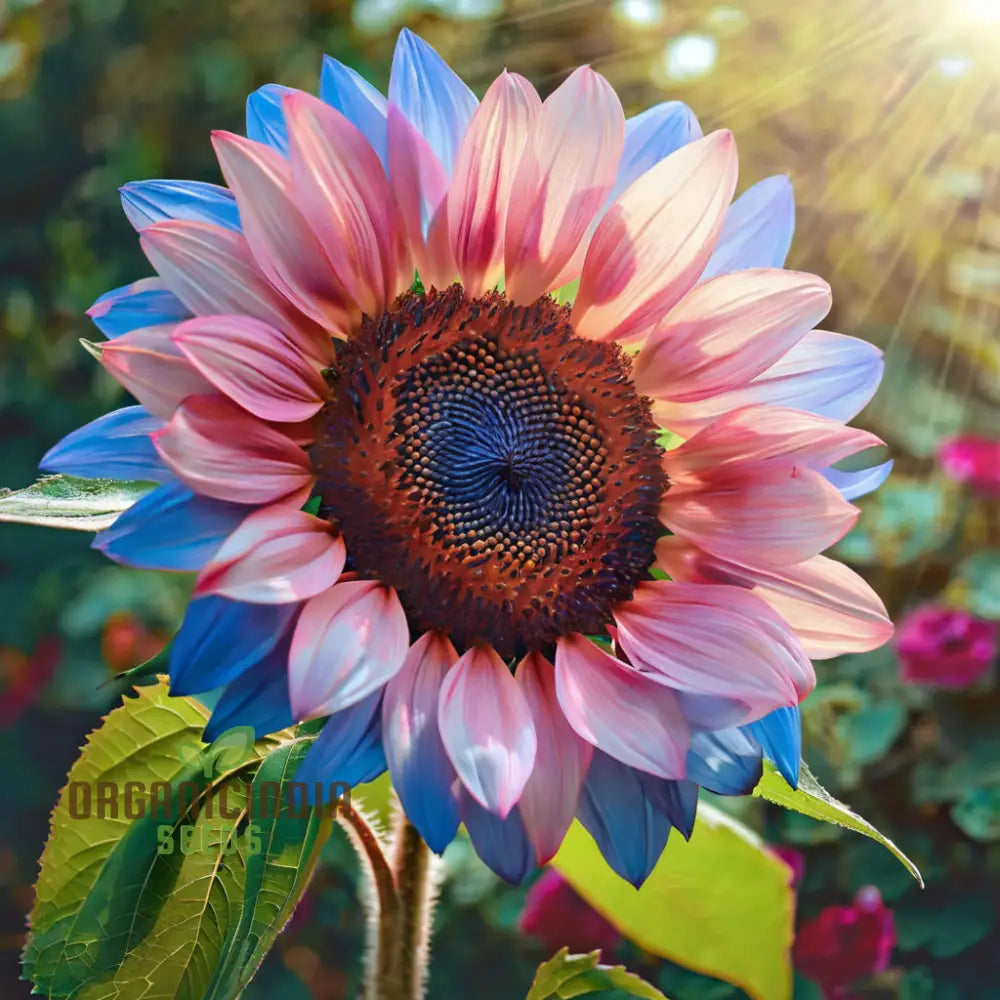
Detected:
[40,406,171,483]
[388,28,478,174]
[88,282,191,339]
[320,56,389,169]
[687,727,763,796]
[203,632,296,741]
[461,797,536,884]
[609,101,702,204]
[246,84,295,155]
[120,180,241,231]
[736,331,884,423]
[746,706,801,788]
[576,749,681,887]
[172,595,297,697]
[295,691,387,799]
[702,175,795,281]
[93,481,247,572]
[824,459,893,501]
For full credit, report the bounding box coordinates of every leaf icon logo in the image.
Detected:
[175,726,255,779]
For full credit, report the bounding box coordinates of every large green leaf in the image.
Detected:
[0,474,151,531]
[22,679,333,1000]
[753,761,923,885]
[526,948,670,1000]
[553,803,795,1000]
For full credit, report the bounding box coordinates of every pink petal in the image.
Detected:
[613,580,815,721]
[438,645,537,818]
[504,67,625,304]
[211,131,353,334]
[194,505,345,603]
[515,651,592,864]
[664,405,884,481]
[660,461,859,567]
[554,633,689,779]
[289,580,409,718]
[573,130,738,345]
[387,106,455,290]
[139,220,334,365]
[284,92,410,318]
[633,268,831,405]
[99,324,215,420]
[172,314,327,422]
[152,395,313,505]
[656,537,893,659]
[447,72,540,296]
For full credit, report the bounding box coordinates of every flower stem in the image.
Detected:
[388,816,435,1000]
[344,803,436,1000]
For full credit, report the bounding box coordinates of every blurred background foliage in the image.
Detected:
[2,0,1000,997]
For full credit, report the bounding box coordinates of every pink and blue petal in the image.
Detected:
[246,84,295,154]
[203,631,296,740]
[686,727,763,796]
[170,595,297,696]
[741,330,884,422]
[320,56,389,168]
[461,796,536,885]
[746,705,801,787]
[295,690,387,798]
[93,480,247,571]
[88,282,191,339]
[40,405,171,483]
[608,101,702,204]
[389,28,478,175]
[120,180,241,231]
[702,175,795,280]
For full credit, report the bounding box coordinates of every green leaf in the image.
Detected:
[107,638,173,686]
[753,760,923,885]
[553,803,794,1000]
[22,678,333,1000]
[527,948,670,1000]
[951,785,1000,842]
[952,549,1000,619]
[0,474,151,531]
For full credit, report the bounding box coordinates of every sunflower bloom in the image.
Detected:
[43,30,893,885]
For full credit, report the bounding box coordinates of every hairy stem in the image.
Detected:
[388,815,436,1000]
[343,803,437,1000]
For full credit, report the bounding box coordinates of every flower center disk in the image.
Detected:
[311,286,667,657]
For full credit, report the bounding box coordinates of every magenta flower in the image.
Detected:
[40,31,892,882]
[519,869,620,956]
[938,435,1000,498]
[794,886,895,997]
[769,844,805,889]
[896,604,997,688]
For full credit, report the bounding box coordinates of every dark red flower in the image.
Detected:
[794,886,895,997]
[101,611,170,674]
[895,605,996,688]
[0,637,61,726]
[938,435,1000,498]
[519,868,620,956]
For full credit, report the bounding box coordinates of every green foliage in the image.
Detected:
[753,761,923,885]
[526,948,669,1000]
[0,474,150,531]
[553,804,795,1000]
[22,679,332,1000]
[835,477,956,567]
[951,549,1000,619]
